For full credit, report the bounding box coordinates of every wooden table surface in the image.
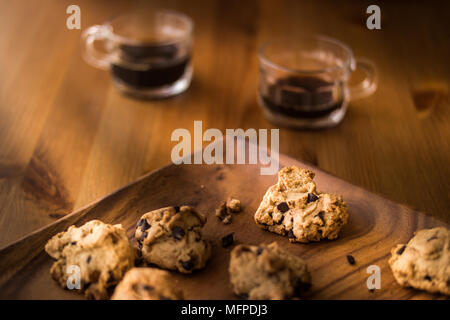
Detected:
[0,0,448,248]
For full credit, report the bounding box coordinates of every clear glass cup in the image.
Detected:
[81,10,193,99]
[258,35,377,129]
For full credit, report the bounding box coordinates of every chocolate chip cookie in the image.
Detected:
[135,206,211,273]
[229,242,311,299]
[254,166,348,243]
[45,220,135,299]
[389,227,449,295]
[111,267,184,300]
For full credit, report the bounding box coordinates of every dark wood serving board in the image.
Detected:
[0,153,448,300]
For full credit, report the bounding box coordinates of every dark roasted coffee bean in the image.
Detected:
[277,202,289,213]
[181,259,193,271]
[307,193,319,203]
[172,226,185,240]
[141,219,150,231]
[396,245,406,255]
[221,233,234,248]
[287,229,295,239]
[424,275,432,281]
[346,255,356,265]
[174,206,180,213]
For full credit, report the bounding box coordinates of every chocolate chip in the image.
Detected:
[174,206,180,213]
[277,202,289,213]
[287,229,295,239]
[346,255,356,265]
[427,236,438,241]
[221,233,234,248]
[71,241,77,245]
[294,280,311,295]
[140,231,148,242]
[142,284,154,292]
[107,271,115,283]
[276,215,285,225]
[172,226,185,240]
[181,259,193,271]
[396,245,406,255]
[307,193,319,203]
[424,275,432,281]
[315,211,325,223]
[141,219,150,231]
[137,219,144,227]
[87,256,91,264]
[256,247,264,255]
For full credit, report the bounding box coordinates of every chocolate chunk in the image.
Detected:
[256,247,264,255]
[307,193,319,203]
[181,259,193,271]
[171,226,185,240]
[221,233,234,248]
[239,293,249,300]
[86,256,91,264]
[424,275,432,281]
[277,202,289,213]
[107,271,115,283]
[142,284,154,292]
[315,211,325,223]
[346,255,356,265]
[287,229,295,239]
[141,219,150,231]
[174,206,180,213]
[396,245,406,255]
[427,236,438,241]
[294,280,311,295]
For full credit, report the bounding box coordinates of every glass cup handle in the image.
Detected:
[81,25,113,70]
[348,57,378,100]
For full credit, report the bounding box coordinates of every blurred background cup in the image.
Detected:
[82,10,193,99]
[258,35,377,129]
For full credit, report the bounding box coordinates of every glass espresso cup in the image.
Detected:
[82,10,193,99]
[258,36,377,128]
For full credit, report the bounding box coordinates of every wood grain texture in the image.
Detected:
[0,0,448,250]
[0,153,448,299]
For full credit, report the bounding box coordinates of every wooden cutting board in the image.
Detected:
[0,153,448,300]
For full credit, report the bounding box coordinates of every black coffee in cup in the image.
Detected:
[111,43,191,89]
[261,76,345,119]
